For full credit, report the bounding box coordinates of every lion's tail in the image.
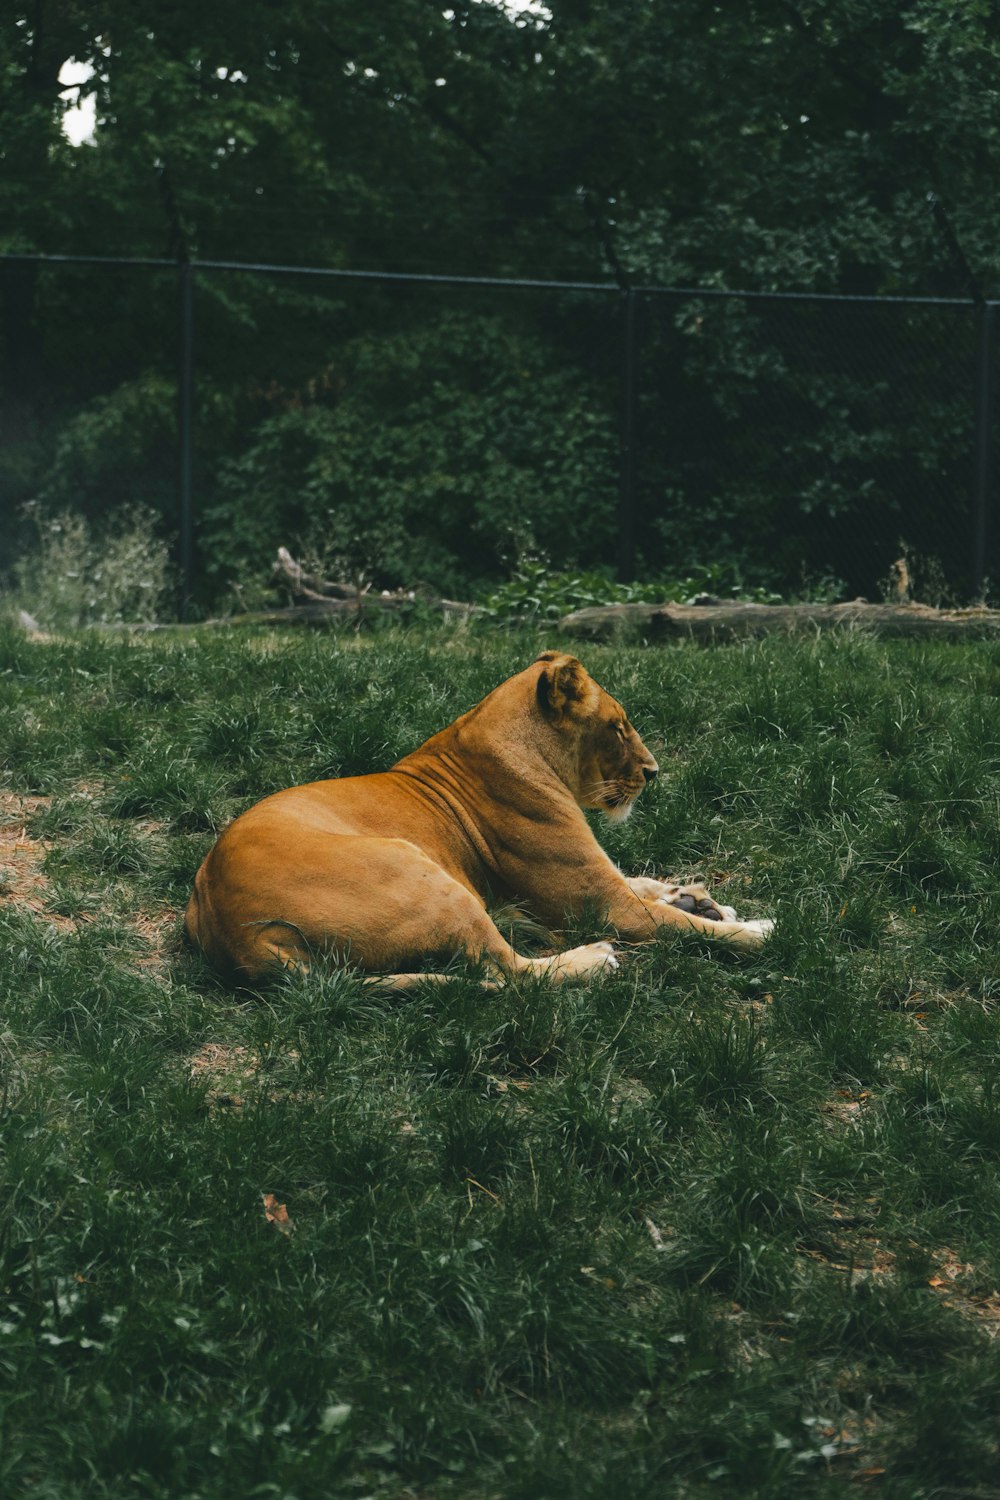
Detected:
[184,884,203,951]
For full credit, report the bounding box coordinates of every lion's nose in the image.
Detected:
[642,765,658,783]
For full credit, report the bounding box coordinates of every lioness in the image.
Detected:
[185,651,772,986]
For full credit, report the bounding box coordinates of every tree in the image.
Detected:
[6,3,1000,287]
[2,1,999,601]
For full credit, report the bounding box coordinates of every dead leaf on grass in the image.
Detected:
[580,1266,616,1289]
[852,1465,887,1484]
[926,1247,1000,1338]
[262,1193,293,1235]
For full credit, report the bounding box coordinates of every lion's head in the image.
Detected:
[534,651,659,823]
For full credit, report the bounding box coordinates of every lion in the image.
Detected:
[185,651,772,986]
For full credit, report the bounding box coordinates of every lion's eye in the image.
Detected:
[613,721,627,739]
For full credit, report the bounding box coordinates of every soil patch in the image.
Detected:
[0,791,74,929]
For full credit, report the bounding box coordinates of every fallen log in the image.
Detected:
[559,599,1000,644]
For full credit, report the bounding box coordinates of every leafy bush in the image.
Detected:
[199,313,618,598]
[33,373,178,523]
[480,557,784,624]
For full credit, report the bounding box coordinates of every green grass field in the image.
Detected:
[2,621,1000,1498]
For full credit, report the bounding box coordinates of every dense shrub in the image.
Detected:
[199,314,618,598]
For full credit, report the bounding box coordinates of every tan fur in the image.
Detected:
[185,652,771,986]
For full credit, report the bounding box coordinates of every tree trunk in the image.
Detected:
[559,600,1000,644]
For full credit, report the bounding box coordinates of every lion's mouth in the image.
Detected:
[586,775,646,823]
[602,788,638,824]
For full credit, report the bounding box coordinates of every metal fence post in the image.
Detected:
[973,301,995,600]
[618,288,639,581]
[178,261,195,615]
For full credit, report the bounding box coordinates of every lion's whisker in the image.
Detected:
[586,779,623,800]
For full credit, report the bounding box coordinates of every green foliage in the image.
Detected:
[200,313,617,595]
[481,556,786,623]
[9,0,1000,294]
[4,0,1000,602]
[34,373,178,520]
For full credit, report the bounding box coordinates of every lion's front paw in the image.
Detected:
[657,883,737,923]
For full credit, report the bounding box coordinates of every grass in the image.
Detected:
[2,619,1000,1496]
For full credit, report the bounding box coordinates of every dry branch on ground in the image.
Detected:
[256,546,480,625]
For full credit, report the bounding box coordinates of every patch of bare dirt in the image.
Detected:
[0,790,74,930]
[188,1041,259,1108]
[0,788,183,972]
[925,1246,1000,1339]
[801,1208,1000,1340]
[187,1042,303,1110]
[822,1087,875,1129]
[128,907,185,976]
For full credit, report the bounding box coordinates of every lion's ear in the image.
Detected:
[536,653,591,721]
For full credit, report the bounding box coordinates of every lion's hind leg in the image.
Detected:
[239,836,616,987]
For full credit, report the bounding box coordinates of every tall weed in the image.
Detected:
[10,502,172,628]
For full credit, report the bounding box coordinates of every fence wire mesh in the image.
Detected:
[1,255,996,611]
[636,291,988,600]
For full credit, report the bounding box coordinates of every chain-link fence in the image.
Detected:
[635,289,993,600]
[2,253,996,612]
